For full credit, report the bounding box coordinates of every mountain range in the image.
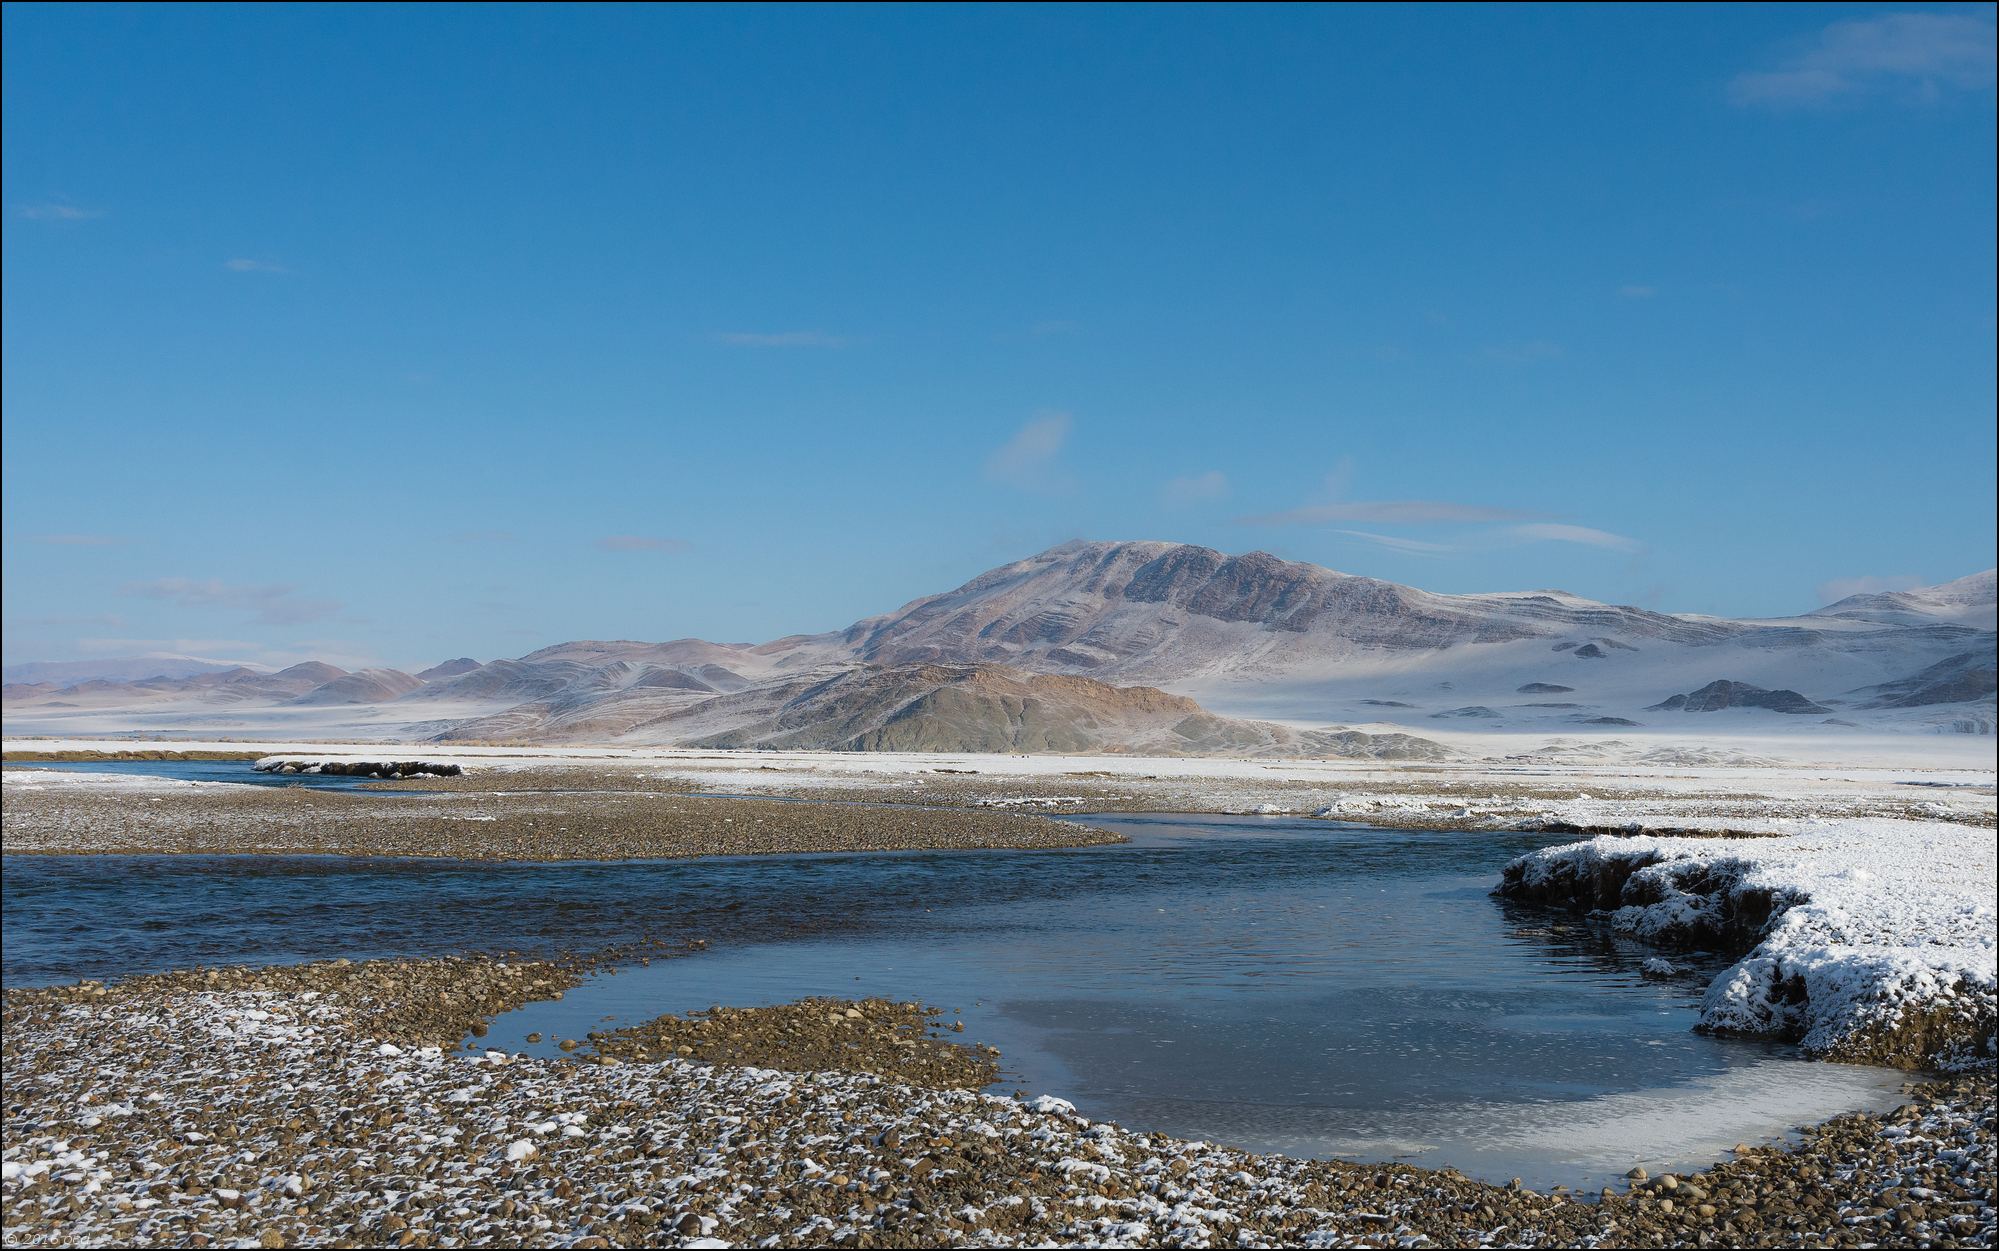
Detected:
[5,541,1993,749]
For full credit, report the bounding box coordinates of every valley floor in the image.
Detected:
[3,738,1995,1247]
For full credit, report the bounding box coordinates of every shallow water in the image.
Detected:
[0,812,1911,1190]
[1,758,390,791]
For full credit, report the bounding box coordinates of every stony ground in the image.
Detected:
[0,782,1123,860]
[588,999,1001,1091]
[5,758,1996,1246]
[3,957,1994,1249]
[364,758,1998,838]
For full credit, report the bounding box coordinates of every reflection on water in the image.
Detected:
[1,812,1911,1190]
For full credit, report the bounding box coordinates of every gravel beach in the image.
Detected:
[3,956,1993,1249]
[0,776,1123,860]
[4,757,1994,1247]
[587,999,1002,1092]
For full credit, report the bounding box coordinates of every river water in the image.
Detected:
[0,789,1910,1191]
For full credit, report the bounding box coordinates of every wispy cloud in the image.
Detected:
[711,330,849,348]
[1816,573,1923,603]
[29,533,126,547]
[118,578,341,625]
[984,410,1073,492]
[1334,529,1457,556]
[56,639,387,667]
[1480,340,1565,365]
[1239,499,1537,526]
[595,535,690,553]
[1617,284,1658,300]
[15,202,105,221]
[224,258,289,274]
[76,636,261,656]
[3,612,127,629]
[1239,464,1638,560]
[73,636,381,669]
[1503,523,1643,553]
[1161,470,1230,506]
[1731,12,1997,107]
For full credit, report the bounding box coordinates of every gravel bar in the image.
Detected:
[0,785,1122,861]
[3,957,1993,1249]
[587,999,1001,1092]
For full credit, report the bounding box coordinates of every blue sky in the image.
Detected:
[4,3,1995,671]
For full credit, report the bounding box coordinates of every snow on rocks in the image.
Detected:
[252,756,465,779]
[1499,817,1997,1069]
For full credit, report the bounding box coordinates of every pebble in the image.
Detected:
[4,954,1991,1249]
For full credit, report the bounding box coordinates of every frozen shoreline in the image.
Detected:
[1500,820,1997,1070]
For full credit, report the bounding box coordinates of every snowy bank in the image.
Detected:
[1498,819,1997,1069]
[0,768,234,795]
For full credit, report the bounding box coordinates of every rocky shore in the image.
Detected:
[3,956,1994,1249]
[588,998,1001,1091]
[1497,824,1997,1072]
[0,779,1122,861]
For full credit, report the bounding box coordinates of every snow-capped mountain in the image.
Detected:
[4,541,1992,744]
[771,541,1992,732]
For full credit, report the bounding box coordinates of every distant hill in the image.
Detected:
[436,661,1454,759]
[5,542,1992,744]
[291,668,425,706]
[0,655,264,686]
[1647,679,1831,716]
[1851,651,1997,709]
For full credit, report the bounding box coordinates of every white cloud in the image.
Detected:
[1731,12,1997,106]
[15,202,104,221]
[119,578,340,625]
[1240,499,1536,526]
[984,411,1073,491]
[1503,523,1643,553]
[1815,573,1923,604]
[73,637,382,669]
[75,636,260,656]
[596,535,690,553]
[712,330,849,348]
[3,612,127,630]
[1162,470,1230,506]
[1618,284,1658,300]
[224,258,289,274]
[1334,529,1456,556]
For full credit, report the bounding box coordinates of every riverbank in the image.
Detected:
[3,955,1991,1248]
[1499,820,1996,1072]
[7,751,1992,1079]
[6,738,1994,831]
[0,772,1122,860]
